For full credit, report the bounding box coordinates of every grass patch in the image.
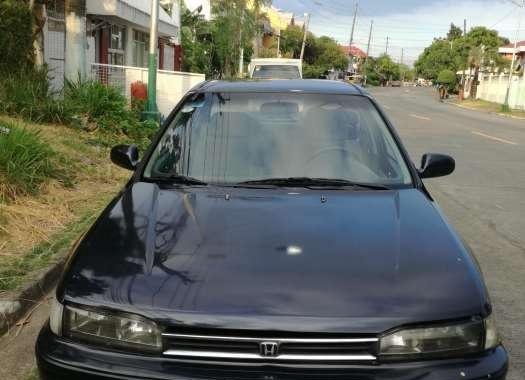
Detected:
[0,120,69,202]
[0,115,129,292]
[0,69,159,150]
[0,68,70,124]
[0,192,112,291]
[458,98,525,118]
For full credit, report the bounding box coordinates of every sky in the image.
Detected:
[272,0,524,66]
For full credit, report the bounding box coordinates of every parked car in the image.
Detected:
[249,58,302,79]
[36,80,508,380]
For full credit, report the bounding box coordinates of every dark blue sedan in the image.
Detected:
[36,80,508,379]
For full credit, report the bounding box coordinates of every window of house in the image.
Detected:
[108,25,125,66]
[133,30,150,68]
[46,0,65,20]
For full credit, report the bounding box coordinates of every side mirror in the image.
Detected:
[419,153,455,179]
[110,144,139,171]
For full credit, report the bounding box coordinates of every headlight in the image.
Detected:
[484,314,499,349]
[379,317,498,359]
[62,304,162,353]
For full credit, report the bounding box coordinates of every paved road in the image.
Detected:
[369,87,525,380]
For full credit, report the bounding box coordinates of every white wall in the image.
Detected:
[477,73,525,110]
[90,64,205,117]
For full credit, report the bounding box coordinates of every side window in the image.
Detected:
[366,107,407,180]
[144,95,208,178]
[148,112,191,176]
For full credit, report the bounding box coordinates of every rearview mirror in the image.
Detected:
[110,144,139,171]
[419,153,455,179]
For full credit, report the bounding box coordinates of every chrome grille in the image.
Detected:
[162,332,378,362]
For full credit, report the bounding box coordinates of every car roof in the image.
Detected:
[192,79,366,96]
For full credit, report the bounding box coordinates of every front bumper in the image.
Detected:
[36,324,508,380]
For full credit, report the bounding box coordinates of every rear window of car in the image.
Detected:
[252,65,301,80]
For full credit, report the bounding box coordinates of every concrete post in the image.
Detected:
[125,25,134,66]
[64,0,87,81]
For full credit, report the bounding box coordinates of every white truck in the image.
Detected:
[248,58,303,79]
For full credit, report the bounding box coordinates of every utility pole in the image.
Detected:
[348,2,358,74]
[460,18,467,100]
[239,9,244,78]
[277,29,281,58]
[400,48,405,84]
[363,20,373,87]
[300,13,310,61]
[385,36,389,55]
[503,0,524,111]
[365,20,373,63]
[143,0,160,121]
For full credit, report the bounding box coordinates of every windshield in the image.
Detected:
[252,65,301,79]
[143,93,412,186]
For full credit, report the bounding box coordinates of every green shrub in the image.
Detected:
[303,64,325,79]
[0,73,159,150]
[64,78,159,148]
[0,121,65,201]
[0,68,72,124]
[437,69,457,91]
[0,0,33,72]
[64,78,128,121]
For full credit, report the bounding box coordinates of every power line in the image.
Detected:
[490,8,516,28]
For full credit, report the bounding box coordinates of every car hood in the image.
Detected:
[61,182,489,333]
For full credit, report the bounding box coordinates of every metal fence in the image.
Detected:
[89,63,206,117]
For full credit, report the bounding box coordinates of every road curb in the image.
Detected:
[446,101,525,120]
[0,251,68,337]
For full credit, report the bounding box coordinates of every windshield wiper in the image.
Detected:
[147,174,207,186]
[237,177,391,190]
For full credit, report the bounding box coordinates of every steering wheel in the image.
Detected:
[302,146,352,173]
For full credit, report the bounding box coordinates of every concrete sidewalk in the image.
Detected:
[0,295,50,380]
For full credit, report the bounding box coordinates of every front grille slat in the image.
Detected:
[162,331,378,363]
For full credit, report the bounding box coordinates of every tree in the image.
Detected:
[251,0,271,57]
[447,23,463,40]
[279,26,347,78]
[415,25,510,84]
[181,5,214,76]
[376,54,400,83]
[280,25,307,59]
[414,39,457,81]
[0,0,33,73]
[362,55,401,86]
[437,69,457,90]
[399,63,415,81]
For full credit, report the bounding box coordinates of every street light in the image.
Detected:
[503,0,524,112]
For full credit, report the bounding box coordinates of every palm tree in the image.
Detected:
[467,45,483,99]
[251,0,271,57]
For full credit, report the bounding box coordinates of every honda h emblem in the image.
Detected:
[260,341,279,357]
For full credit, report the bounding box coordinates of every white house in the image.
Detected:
[42,0,206,118]
[498,41,525,72]
[43,0,183,89]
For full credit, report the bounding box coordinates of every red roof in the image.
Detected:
[503,40,525,48]
[340,45,367,58]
